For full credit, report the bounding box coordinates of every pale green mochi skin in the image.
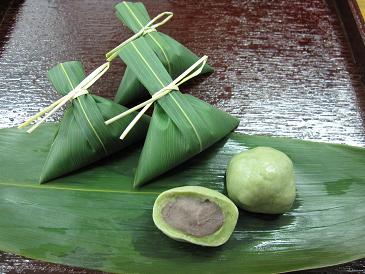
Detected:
[226,147,296,214]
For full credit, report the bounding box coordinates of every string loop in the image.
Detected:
[106,12,173,62]
[105,55,208,140]
[18,62,110,133]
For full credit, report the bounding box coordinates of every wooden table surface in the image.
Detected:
[1,0,365,273]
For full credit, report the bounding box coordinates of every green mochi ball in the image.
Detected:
[226,147,296,214]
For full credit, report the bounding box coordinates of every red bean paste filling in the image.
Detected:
[161,196,224,237]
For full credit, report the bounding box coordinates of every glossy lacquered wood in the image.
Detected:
[0,0,365,273]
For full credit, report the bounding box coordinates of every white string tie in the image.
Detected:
[105,55,208,140]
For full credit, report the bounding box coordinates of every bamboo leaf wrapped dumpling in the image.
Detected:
[113,1,213,105]
[111,37,239,187]
[38,61,150,183]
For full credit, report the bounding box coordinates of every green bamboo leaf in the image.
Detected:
[38,61,150,183]
[117,37,239,186]
[0,124,365,273]
[114,1,214,105]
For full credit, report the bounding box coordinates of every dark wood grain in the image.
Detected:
[0,0,365,273]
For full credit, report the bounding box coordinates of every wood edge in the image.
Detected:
[330,0,365,80]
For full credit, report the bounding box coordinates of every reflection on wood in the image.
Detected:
[0,0,24,54]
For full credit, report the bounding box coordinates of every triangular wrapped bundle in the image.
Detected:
[38,61,150,183]
[115,37,239,187]
[113,1,213,105]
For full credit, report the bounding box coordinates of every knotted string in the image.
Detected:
[105,12,173,62]
[105,55,208,140]
[18,12,173,133]
[18,62,110,133]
